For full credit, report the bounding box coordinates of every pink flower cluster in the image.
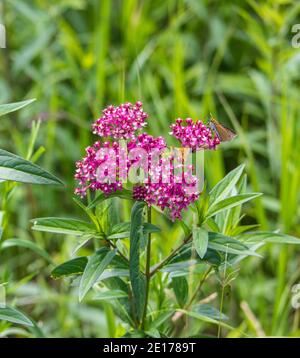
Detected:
[133,159,199,220]
[131,135,199,220]
[75,141,123,197]
[92,101,148,140]
[170,118,220,151]
[75,102,219,220]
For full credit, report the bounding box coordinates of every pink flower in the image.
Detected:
[170,118,220,151]
[133,151,199,220]
[74,141,124,197]
[92,101,148,140]
[75,102,219,220]
[74,134,166,198]
[134,182,199,221]
[74,133,198,220]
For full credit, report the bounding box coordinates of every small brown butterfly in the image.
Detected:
[209,115,237,142]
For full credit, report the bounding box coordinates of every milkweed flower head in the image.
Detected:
[75,101,220,220]
[170,118,220,151]
[74,133,167,199]
[132,146,199,220]
[74,141,124,197]
[134,182,199,220]
[133,165,199,220]
[92,101,148,140]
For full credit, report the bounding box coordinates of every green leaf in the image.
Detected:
[31,217,97,237]
[96,269,129,281]
[97,198,119,236]
[107,222,161,240]
[107,222,131,239]
[179,220,191,237]
[193,227,209,259]
[145,329,161,338]
[51,257,88,279]
[1,239,53,264]
[0,99,36,117]
[110,222,131,235]
[149,310,174,330]
[172,276,188,307]
[143,223,161,234]
[79,248,116,301]
[167,242,222,267]
[208,232,261,257]
[209,164,245,206]
[193,304,229,321]
[129,201,146,322]
[241,231,300,245]
[227,174,248,228]
[177,309,234,330]
[169,264,209,278]
[231,224,260,236]
[107,232,130,239]
[206,193,262,219]
[161,260,198,272]
[88,189,132,209]
[93,290,127,301]
[205,218,221,232]
[0,149,63,185]
[0,306,33,327]
[100,276,133,326]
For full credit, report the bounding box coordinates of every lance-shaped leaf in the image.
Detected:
[88,189,133,209]
[31,217,97,237]
[129,201,146,322]
[79,248,116,301]
[209,164,245,206]
[208,232,261,257]
[193,304,229,321]
[172,276,188,307]
[0,306,33,327]
[1,238,53,264]
[107,221,161,240]
[0,149,63,185]
[206,193,262,219]
[0,99,35,117]
[193,227,209,259]
[93,290,127,301]
[240,231,300,245]
[177,309,234,330]
[51,257,88,279]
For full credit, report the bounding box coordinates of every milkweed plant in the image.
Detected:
[27,101,300,337]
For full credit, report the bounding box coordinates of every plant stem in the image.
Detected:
[186,266,213,309]
[108,240,130,264]
[217,284,225,338]
[218,248,228,338]
[141,206,152,329]
[150,233,192,277]
[172,266,213,337]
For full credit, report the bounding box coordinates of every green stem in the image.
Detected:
[217,284,225,338]
[150,233,192,277]
[141,206,152,329]
[172,265,213,337]
[218,249,228,338]
[186,266,213,309]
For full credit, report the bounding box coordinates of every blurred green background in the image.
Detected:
[1,0,300,337]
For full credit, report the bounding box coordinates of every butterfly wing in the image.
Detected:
[210,118,237,142]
